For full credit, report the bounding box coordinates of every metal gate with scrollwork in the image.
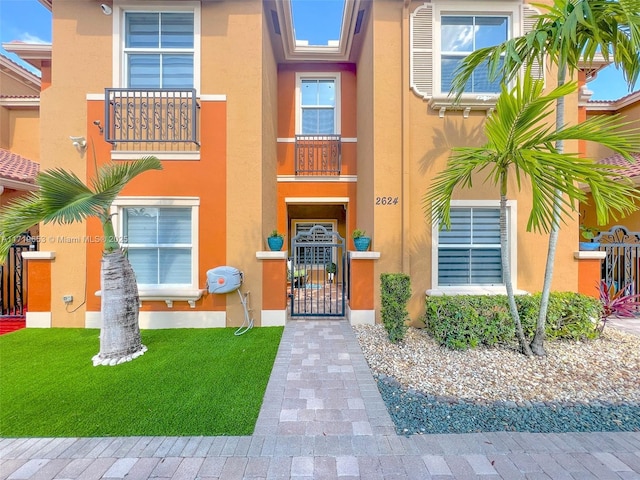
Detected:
[594,226,640,297]
[289,225,346,317]
[1,233,37,318]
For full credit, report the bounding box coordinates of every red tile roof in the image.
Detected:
[0,148,39,184]
[598,152,640,179]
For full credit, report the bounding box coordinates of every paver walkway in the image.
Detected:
[1,319,639,479]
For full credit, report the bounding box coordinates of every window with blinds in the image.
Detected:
[437,208,503,286]
[122,207,193,286]
[124,12,194,88]
[410,2,543,100]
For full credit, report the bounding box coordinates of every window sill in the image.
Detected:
[426,286,529,297]
[111,151,200,161]
[428,94,499,118]
[95,288,205,308]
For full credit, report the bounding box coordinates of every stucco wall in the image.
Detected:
[2,110,40,160]
[41,0,271,327]
[361,0,581,324]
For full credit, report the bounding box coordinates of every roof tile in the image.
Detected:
[0,148,40,183]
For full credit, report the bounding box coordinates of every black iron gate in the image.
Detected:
[290,225,346,317]
[1,233,37,317]
[594,226,640,297]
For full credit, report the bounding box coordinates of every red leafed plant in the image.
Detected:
[597,280,640,333]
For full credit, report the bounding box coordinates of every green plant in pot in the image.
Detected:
[579,225,600,251]
[352,228,371,251]
[326,261,337,283]
[267,229,284,251]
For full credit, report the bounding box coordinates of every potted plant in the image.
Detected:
[352,228,371,251]
[325,262,337,283]
[579,225,600,251]
[267,229,284,251]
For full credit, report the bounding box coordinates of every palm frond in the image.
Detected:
[91,156,162,206]
[0,157,163,258]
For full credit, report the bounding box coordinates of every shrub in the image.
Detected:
[424,296,514,350]
[380,273,411,343]
[424,292,600,350]
[519,292,600,341]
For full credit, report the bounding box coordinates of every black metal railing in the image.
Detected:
[1,233,37,318]
[105,88,200,148]
[295,135,341,175]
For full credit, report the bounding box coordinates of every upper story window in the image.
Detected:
[125,12,194,88]
[441,16,508,94]
[296,73,341,134]
[114,3,201,92]
[410,1,541,105]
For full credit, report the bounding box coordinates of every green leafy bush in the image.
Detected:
[424,296,514,350]
[380,273,411,343]
[518,292,600,341]
[424,292,600,350]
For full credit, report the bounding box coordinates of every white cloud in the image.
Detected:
[18,32,49,44]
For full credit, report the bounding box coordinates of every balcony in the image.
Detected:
[295,135,341,175]
[105,89,199,151]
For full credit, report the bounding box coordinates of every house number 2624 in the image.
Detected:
[375,196,399,206]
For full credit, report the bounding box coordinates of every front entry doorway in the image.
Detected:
[289,224,346,317]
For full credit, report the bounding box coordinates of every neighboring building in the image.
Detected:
[579,89,640,296]
[11,0,599,329]
[0,53,41,206]
[0,53,42,319]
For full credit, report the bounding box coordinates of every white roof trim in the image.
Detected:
[275,0,360,61]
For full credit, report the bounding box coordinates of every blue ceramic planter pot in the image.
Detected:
[579,242,600,251]
[353,236,371,251]
[267,236,284,251]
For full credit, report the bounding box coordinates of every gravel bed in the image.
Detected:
[354,324,640,434]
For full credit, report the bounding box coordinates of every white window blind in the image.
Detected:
[440,15,508,93]
[300,79,336,134]
[438,208,503,285]
[124,12,194,88]
[123,207,192,286]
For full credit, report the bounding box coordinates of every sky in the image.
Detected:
[0,0,638,101]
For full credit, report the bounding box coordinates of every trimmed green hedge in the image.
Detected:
[424,293,600,350]
[380,273,411,343]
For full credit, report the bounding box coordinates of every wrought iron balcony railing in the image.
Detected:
[295,135,341,175]
[105,88,199,148]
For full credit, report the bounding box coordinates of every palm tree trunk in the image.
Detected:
[530,65,567,357]
[92,249,146,366]
[501,178,532,356]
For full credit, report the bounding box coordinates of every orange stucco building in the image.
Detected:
[9,0,609,330]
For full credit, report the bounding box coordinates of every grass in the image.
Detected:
[0,327,283,437]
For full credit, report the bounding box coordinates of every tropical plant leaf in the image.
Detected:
[0,157,162,259]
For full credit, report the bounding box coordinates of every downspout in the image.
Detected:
[401,0,411,273]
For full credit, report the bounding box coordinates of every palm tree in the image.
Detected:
[449,0,640,355]
[0,157,162,366]
[425,76,640,355]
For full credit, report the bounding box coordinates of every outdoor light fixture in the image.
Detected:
[70,136,87,157]
[100,3,112,15]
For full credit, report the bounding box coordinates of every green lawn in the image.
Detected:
[0,327,283,437]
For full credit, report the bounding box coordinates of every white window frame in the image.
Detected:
[433,1,519,98]
[111,197,200,293]
[295,73,341,135]
[112,1,201,93]
[430,200,517,295]
[439,14,510,95]
[411,1,542,113]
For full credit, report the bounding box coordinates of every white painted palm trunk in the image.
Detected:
[92,249,146,366]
